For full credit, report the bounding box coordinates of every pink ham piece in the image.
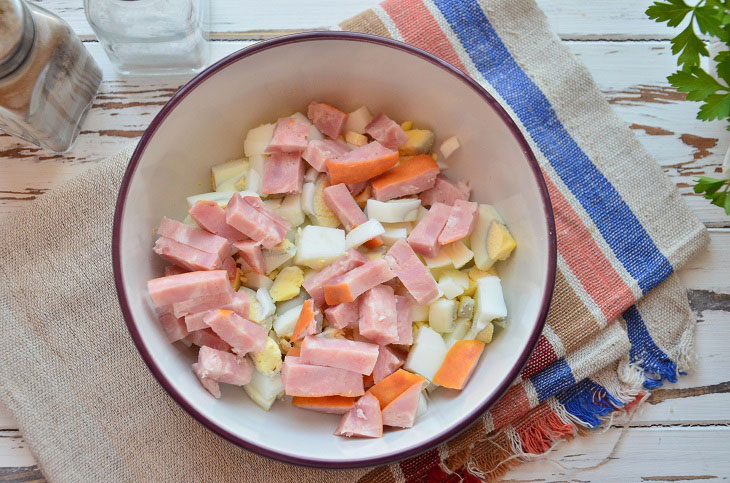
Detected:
[153,237,222,272]
[324,301,359,329]
[407,202,451,257]
[185,328,232,352]
[158,217,231,260]
[419,175,471,207]
[335,392,383,438]
[171,290,234,318]
[147,270,231,307]
[192,362,222,398]
[358,285,398,345]
[195,346,253,389]
[302,139,351,172]
[164,265,187,276]
[386,240,439,306]
[365,112,408,150]
[370,155,440,202]
[438,199,478,245]
[184,292,250,331]
[232,240,265,274]
[188,200,247,242]
[347,181,367,196]
[394,295,414,345]
[225,193,290,249]
[221,256,237,279]
[323,258,396,305]
[307,101,348,139]
[262,151,305,195]
[158,313,188,342]
[281,356,364,397]
[300,336,380,375]
[302,249,368,306]
[381,379,422,428]
[204,309,267,355]
[322,183,368,231]
[372,345,406,383]
[265,117,309,153]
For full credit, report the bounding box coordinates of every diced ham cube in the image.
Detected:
[204,309,267,355]
[300,336,380,375]
[302,139,351,172]
[232,240,265,274]
[323,258,396,305]
[164,265,188,276]
[347,181,367,196]
[189,201,248,242]
[184,292,250,331]
[262,151,305,195]
[381,380,422,428]
[291,299,322,342]
[265,117,309,153]
[358,285,399,345]
[335,393,383,438]
[370,155,440,202]
[307,102,348,139]
[225,193,290,249]
[372,345,406,383]
[407,202,451,257]
[171,289,234,319]
[438,200,478,245]
[185,328,232,352]
[291,395,356,414]
[221,256,237,280]
[153,237,222,271]
[158,313,188,342]
[394,295,414,345]
[386,240,439,305]
[324,301,359,329]
[419,175,471,207]
[192,362,221,398]
[158,217,231,260]
[196,346,253,386]
[302,249,368,306]
[322,183,368,231]
[281,356,364,397]
[365,112,408,150]
[147,270,231,307]
[326,141,399,185]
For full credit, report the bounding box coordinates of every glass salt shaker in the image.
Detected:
[0,0,102,153]
[84,0,210,76]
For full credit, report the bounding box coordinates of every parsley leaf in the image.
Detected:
[646,0,693,27]
[673,24,709,68]
[697,92,730,120]
[694,4,726,39]
[669,66,727,100]
[694,176,730,214]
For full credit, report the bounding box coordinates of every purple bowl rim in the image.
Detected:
[112,31,557,469]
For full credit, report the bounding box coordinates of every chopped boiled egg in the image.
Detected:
[212,158,249,192]
[437,269,469,299]
[345,130,368,147]
[308,174,341,228]
[399,129,435,156]
[412,303,429,322]
[381,227,407,245]
[442,241,474,269]
[443,318,472,349]
[250,337,283,375]
[244,370,284,410]
[273,303,304,338]
[243,271,274,291]
[345,218,385,249]
[457,296,474,319]
[424,249,452,269]
[404,326,448,381]
[400,120,413,131]
[269,266,303,302]
[366,198,421,223]
[186,190,258,208]
[344,106,373,134]
[469,276,507,340]
[487,221,517,262]
[256,287,276,319]
[471,204,504,270]
[475,322,494,343]
[244,123,275,157]
[289,111,324,141]
[428,298,457,333]
[294,225,346,269]
[262,239,296,274]
[273,193,305,227]
[439,135,460,159]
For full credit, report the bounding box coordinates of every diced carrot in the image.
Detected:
[326,151,399,185]
[292,395,356,414]
[370,154,439,192]
[287,346,301,357]
[432,340,485,390]
[218,309,233,316]
[324,283,354,305]
[367,369,425,409]
[291,299,315,342]
[363,237,384,249]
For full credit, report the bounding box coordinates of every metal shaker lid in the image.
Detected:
[0,0,35,78]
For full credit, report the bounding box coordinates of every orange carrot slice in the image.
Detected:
[363,237,384,249]
[367,369,425,409]
[432,340,485,390]
[291,299,315,342]
[287,346,301,357]
[370,154,439,193]
[323,283,354,305]
[326,147,399,184]
[292,395,356,414]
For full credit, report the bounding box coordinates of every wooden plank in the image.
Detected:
[41,0,676,40]
[2,41,729,225]
[504,426,730,481]
[680,230,730,292]
[0,432,36,468]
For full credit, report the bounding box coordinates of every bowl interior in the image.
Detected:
[115,34,554,467]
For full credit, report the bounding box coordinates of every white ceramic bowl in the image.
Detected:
[113,32,556,468]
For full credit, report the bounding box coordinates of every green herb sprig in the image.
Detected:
[646,0,730,214]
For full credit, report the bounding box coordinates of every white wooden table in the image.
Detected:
[1,1,728,481]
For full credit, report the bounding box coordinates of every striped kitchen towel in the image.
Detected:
[341,0,709,480]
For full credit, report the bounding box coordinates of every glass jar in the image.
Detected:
[84,0,210,76]
[0,0,102,153]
